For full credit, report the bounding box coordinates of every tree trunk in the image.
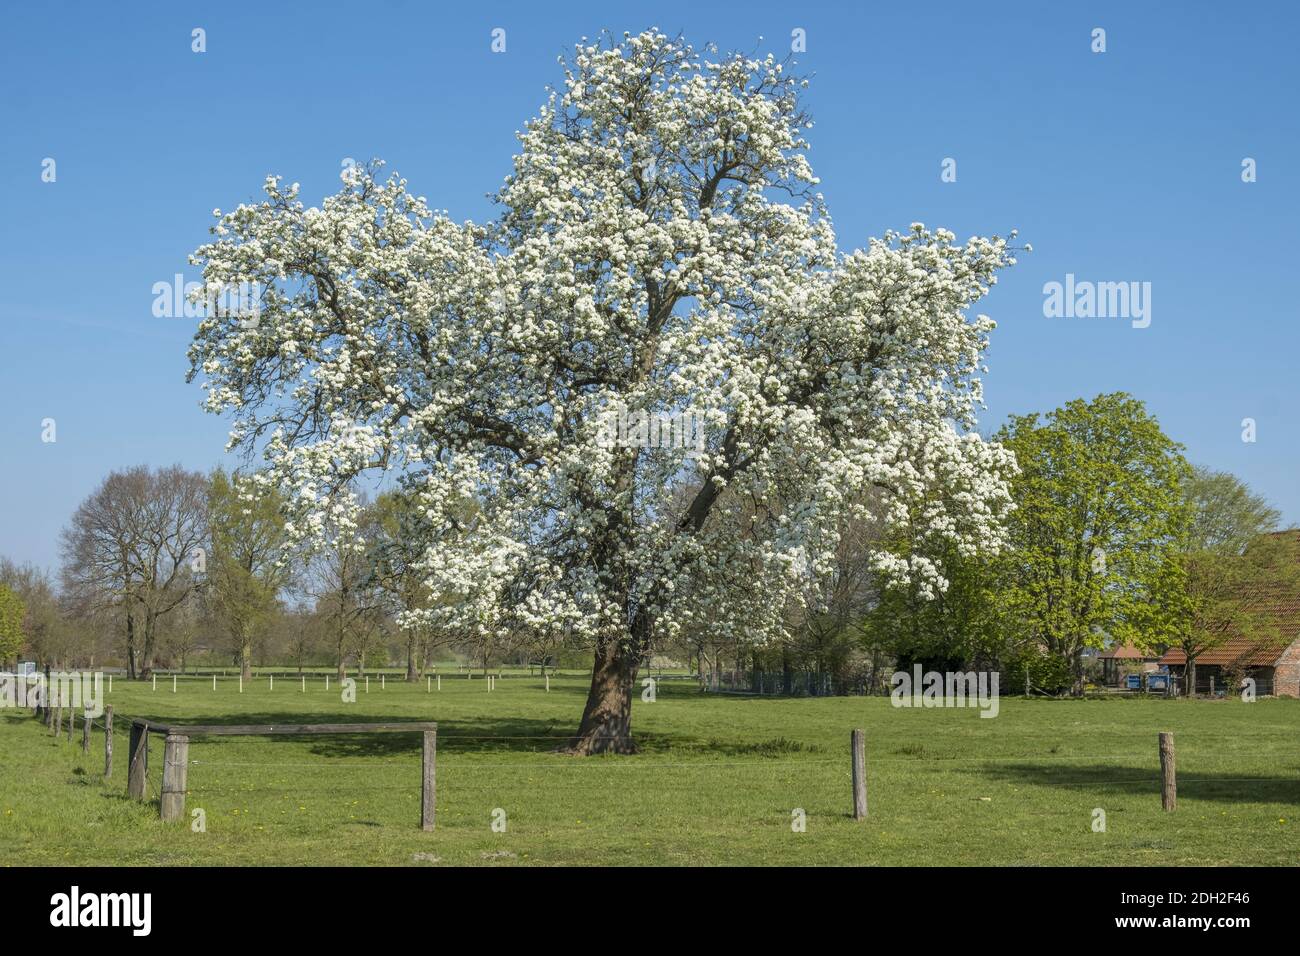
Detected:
[564,636,639,755]
[240,630,253,683]
[336,626,347,681]
[406,630,418,682]
[1186,657,1197,699]
[125,612,138,681]
[1069,639,1085,697]
[141,615,158,678]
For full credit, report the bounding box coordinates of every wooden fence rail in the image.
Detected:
[124,719,438,827]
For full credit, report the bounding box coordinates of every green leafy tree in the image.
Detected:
[1183,464,1281,555]
[0,583,26,668]
[995,393,1189,694]
[860,535,1001,674]
[1172,544,1297,694]
[208,469,290,681]
[0,561,63,665]
[1169,464,1295,693]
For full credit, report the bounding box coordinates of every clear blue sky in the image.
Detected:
[2,0,1297,572]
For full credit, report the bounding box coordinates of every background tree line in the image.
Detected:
[659,392,1298,697]
[1,470,492,679]
[2,391,1295,696]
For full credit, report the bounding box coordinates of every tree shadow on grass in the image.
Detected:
[113,710,702,758]
[976,761,1300,805]
[96,681,804,760]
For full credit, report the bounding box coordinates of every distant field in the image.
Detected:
[2,674,1297,866]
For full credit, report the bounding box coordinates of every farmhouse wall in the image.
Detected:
[1274,636,1300,698]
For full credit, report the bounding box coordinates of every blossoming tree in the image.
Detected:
[187,31,1019,753]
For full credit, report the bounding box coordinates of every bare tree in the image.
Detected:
[158,597,202,673]
[369,490,453,681]
[279,606,322,676]
[304,497,380,680]
[60,465,208,679]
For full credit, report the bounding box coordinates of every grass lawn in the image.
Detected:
[2,672,1297,866]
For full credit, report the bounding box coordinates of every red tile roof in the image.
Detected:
[1159,634,1295,667]
[1099,643,1154,660]
[1159,545,1300,667]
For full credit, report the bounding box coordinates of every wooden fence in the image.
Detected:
[19,697,1186,826]
[124,719,439,828]
[20,695,438,830]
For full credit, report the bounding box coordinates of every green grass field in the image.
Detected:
[2,672,1297,866]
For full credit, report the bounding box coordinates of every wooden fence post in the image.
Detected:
[104,706,114,778]
[1159,731,1176,811]
[67,706,74,743]
[52,698,61,736]
[128,722,149,800]
[160,734,190,822]
[851,729,868,820]
[421,727,437,832]
[81,710,90,754]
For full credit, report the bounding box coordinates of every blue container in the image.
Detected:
[1126,674,1141,690]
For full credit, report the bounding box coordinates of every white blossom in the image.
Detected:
[186,31,1018,726]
